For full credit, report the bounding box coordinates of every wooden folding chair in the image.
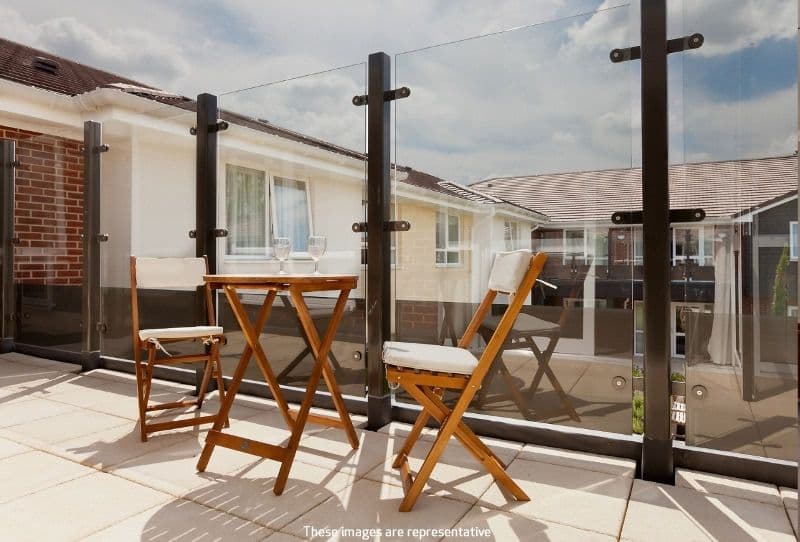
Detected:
[130,256,227,442]
[384,250,548,511]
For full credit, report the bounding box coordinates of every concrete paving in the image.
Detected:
[0,353,795,541]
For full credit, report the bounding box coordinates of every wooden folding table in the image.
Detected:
[196,273,359,495]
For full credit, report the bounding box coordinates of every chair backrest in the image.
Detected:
[132,257,208,289]
[487,249,533,295]
[458,251,548,382]
[129,256,214,349]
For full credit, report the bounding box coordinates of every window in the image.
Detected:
[225,166,312,258]
[564,229,585,264]
[504,221,523,250]
[672,226,714,266]
[534,229,562,254]
[634,227,643,264]
[672,302,713,358]
[610,227,643,265]
[790,221,798,261]
[226,165,267,256]
[271,176,312,253]
[436,211,461,265]
[592,230,609,265]
[634,301,645,356]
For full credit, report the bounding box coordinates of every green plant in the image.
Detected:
[632,365,643,378]
[671,372,685,382]
[772,245,790,316]
[632,391,644,434]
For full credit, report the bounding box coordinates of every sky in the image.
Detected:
[0,0,796,184]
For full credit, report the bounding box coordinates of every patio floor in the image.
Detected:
[0,352,796,541]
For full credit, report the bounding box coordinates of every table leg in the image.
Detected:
[290,289,359,448]
[197,290,277,472]
[274,287,353,495]
[223,286,295,429]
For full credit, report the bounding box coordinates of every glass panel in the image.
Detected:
[13,127,85,351]
[393,5,637,435]
[680,0,798,461]
[100,105,199,361]
[217,64,367,397]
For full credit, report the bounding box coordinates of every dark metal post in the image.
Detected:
[640,0,674,483]
[0,139,15,353]
[196,93,219,270]
[194,94,220,394]
[366,52,392,429]
[81,121,103,370]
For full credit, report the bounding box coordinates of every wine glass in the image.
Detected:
[308,236,327,275]
[274,237,291,274]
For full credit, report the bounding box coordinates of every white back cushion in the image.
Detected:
[487,249,531,294]
[134,257,207,289]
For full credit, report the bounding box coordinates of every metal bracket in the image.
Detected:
[352,220,411,233]
[611,208,706,225]
[190,228,228,238]
[96,233,109,242]
[10,236,20,245]
[96,322,107,333]
[386,220,411,232]
[610,33,704,63]
[95,144,110,153]
[210,119,229,133]
[189,119,229,135]
[9,160,19,168]
[352,86,411,106]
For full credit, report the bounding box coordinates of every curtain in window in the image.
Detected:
[226,166,266,255]
[273,177,310,252]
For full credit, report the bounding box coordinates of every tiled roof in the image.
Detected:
[471,155,798,223]
[0,38,153,96]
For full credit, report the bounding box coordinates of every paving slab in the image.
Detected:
[282,478,472,542]
[0,435,30,460]
[621,479,795,542]
[676,468,782,507]
[0,471,171,541]
[445,505,616,541]
[109,434,259,497]
[0,408,130,445]
[519,443,636,478]
[84,498,272,541]
[477,457,632,537]
[0,450,95,504]
[185,456,358,530]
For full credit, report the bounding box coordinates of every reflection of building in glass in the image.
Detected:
[473,156,798,397]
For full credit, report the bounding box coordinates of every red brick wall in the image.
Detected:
[1,125,84,285]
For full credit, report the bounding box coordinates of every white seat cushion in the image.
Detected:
[383,341,478,375]
[139,326,223,341]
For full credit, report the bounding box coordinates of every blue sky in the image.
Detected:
[0,0,795,182]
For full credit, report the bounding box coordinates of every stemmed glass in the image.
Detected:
[274,237,291,275]
[308,236,327,275]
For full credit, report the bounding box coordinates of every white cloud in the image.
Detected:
[0,6,189,91]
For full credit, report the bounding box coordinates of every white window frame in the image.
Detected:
[504,220,521,251]
[224,164,269,257]
[435,210,462,267]
[269,174,313,258]
[790,221,798,261]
